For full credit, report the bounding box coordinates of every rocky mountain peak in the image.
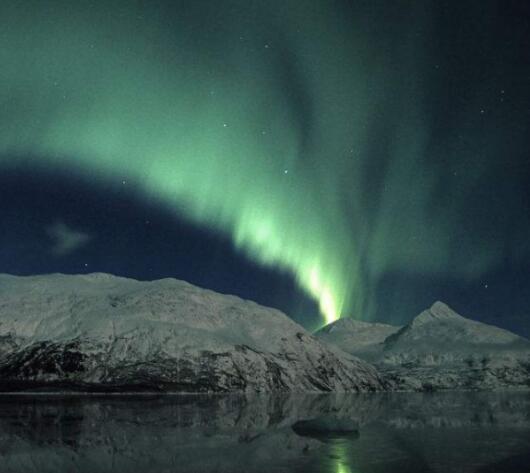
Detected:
[411,301,464,327]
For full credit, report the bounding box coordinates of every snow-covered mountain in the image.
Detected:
[316,302,530,391]
[0,273,385,392]
[383,301,528,357]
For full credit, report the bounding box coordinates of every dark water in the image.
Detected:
[0,392,529,472]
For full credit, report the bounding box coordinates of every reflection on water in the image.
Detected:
[0,392,529,472]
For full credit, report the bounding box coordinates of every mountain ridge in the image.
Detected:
[0,273,385,393]
[316,301,530,391]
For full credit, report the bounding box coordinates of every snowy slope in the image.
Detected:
[383,301,529,360]
[0,273,385,392]
[380,302,530,390]
[315,318,400,359]
[317,302,530,391]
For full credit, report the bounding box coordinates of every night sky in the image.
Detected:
[1,0,529,335]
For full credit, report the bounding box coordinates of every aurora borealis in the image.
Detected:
[1,1,530,331]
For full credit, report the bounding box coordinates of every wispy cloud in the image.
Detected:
[46,222,92,256]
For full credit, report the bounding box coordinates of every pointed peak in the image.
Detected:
[412,301,464,326]
[317,317,365,334]
[316,317,399,335]
[430,301,459,317]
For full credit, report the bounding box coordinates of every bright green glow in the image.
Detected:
[0,0,360,324]
[332,442,356,473]
[336,462,353,473]
[0,1,508,325]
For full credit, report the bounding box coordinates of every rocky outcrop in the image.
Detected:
[0,273,385,392]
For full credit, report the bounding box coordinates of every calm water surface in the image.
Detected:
[0,392,528,472]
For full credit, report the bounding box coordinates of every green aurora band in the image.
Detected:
[1,1,526,325]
